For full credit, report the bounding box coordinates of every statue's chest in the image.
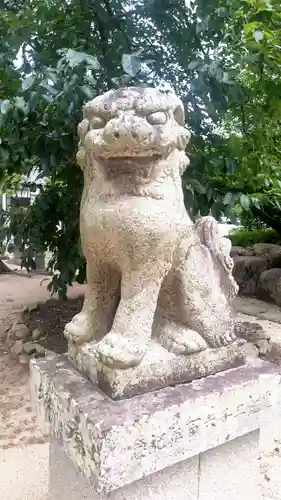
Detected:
[80,197,177,242]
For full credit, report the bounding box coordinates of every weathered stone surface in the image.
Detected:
[32,328,42,341]
[233,255,270,295]
[49,432,259,500]
[30,354,281,494]
[259,268,281,306]
[19,353,29,364]
[198,432,259,500]
[23,341,45,356]
[235,296,281,324]
[235,319,270,343]
[50,438,200,500]
[10,339,24,355]
[235,317,272,357]
[230,246,254,257]
[11,322,30,340]
[235,308,281,365]
[62,86,239,390]
[69,339,246,400]
[254,243,281,261]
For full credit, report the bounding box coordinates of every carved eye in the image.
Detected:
[174,105,185,126]
[147,111,167,125]
[90,116,106,129]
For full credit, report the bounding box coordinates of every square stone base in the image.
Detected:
[68,339,246,399]
[30,355,281,498]
[49,431,258,500]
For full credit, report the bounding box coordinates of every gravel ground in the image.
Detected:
[0,444,48,500]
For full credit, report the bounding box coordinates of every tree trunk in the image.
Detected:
[0,259,12,273]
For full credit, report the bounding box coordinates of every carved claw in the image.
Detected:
[95,332,147,369]
[158,321,208,355]
[206,330,237,348]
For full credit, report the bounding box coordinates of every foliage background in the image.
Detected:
[0,0,281,293]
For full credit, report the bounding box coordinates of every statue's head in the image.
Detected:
[76,87,190,175]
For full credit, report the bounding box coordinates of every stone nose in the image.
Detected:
[104,114,152,144]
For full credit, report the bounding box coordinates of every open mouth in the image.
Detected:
[96,154,164,177]
[105,154,162,164]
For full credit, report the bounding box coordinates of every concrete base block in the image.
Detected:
[198,431,259,500]
[49,438,199,500]
[49,431,259,500]
[30,355,281,499]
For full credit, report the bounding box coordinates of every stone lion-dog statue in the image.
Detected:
[64,87,239,370]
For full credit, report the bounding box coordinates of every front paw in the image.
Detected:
[96,332,147,369]
[64,312,93,345]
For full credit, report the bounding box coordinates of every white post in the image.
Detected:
[2,193,7,211]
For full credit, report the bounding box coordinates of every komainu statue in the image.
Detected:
[64,87,241,387]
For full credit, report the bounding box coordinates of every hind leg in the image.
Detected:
[177,244,236,347]
[155,269,208,355]
[156,244,236,352]
[155,318,208,355]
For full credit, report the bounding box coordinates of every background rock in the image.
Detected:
[11,323,31,341]
[32,328,42,341]
[259,268,281,306]
[22,341,44,356]
[10,339,24,356]
[233,255,270,296]
[230,246,254,257]
[18,354,29,365]
[253,243,281,260]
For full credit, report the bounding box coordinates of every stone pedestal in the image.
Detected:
[30,356,281,500]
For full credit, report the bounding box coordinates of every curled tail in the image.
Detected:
[195,216,239,300]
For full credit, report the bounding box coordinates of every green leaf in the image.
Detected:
[223,192,234,206]
[222,72,234,85]
[80,85,94,99]
[14,97,27,112]
[84,54,100,70]
[0,100,10,114]
[61,49,100,70]
[253,30,264,43]
[244,22,259,36]
[40,81,58,95]
[196,17,209,34]
[240,194,251,211]
[188,60,201,70]
[190,179,206,195]
[256,0,273,12]
[22,75,36,91]
[122,53,142,76]
[216,7,227,17]
[251,197,262,209]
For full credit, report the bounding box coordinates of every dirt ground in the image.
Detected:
[0,272,85,449]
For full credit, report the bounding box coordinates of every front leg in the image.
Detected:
[64,263,120,345]
[96,260,171,368]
